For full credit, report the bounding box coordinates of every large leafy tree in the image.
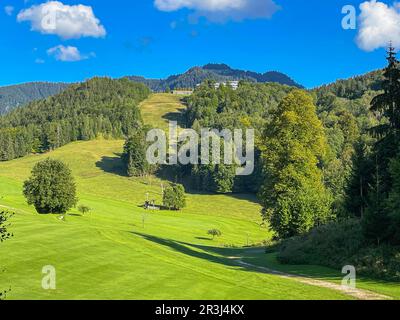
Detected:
[23,159,78,214]
[163,183,186,211]
[259,90,332,239]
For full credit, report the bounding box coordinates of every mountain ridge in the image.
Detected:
[0,82,70,115]
[126,63,303,91]
[0,65,385,116]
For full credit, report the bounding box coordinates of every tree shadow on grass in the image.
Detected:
[195,237,213,241]
[161,107,187,127]
[95,153,127,177]
[130,231,400,290]
[131,231,240,269]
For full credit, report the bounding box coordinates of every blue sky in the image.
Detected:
[0,0,396,88]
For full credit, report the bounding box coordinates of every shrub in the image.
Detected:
[208,229,222,240]
[78,205,91,215]
[278,219,364,266]
[277,219,400,281]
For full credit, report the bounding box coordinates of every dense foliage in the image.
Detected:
[183,80,292,193]
[23,159,78,214]
[0,78,150,161]
[0,82,69,115]
[278,48,400,279]
[259,90,333,238]
[0,211,12,243]
[122,130,153,177]
[0,210,13,300]
[278,219,400,281]
[163,183,186,210]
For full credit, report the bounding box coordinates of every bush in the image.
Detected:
[207,229,222,240]
[23,159,78,214]
[78,205,91,215]
[163,183,186,210]
[352,246,400,280]
[278,219,364,266]
[278,219,400,281]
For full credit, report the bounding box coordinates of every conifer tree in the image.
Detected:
[360,44,400,243]
[370,44,400,194]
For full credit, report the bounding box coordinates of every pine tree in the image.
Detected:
[344,140,373,218]
[386,156,400,244]
[122,130,150,177]
[360,44,400,243]
[370,44,400,194]
[363,158,391,245]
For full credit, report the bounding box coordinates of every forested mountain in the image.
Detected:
[313,70,383,99]
[0,82,70,115]
[0,64,299,114]
[0,78,150,161]
[126,63,302,91]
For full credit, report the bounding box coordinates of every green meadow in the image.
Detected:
[0,94,398,300]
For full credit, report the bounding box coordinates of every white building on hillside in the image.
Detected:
[214,81,239,90]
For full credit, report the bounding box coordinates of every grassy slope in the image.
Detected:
[0,94,367,300]
[140,93,186,130]
[0,140,351,300]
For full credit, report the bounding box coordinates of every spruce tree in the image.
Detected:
[363,158,391,245]
[360,44,400,243]
[344,140,373,218]
[122,130,150,177]
[370,44,400,194]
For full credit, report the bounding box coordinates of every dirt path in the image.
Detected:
[229,257,391,300]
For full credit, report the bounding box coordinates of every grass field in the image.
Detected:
[140,93,186,129]
[0,94,397,300]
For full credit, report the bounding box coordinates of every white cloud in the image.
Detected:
[47,45,93,62]
[35,58,45,64]
[154,0,280,22]
[17,1,106,39]
[357,0,400,51]
[4,5,14,16]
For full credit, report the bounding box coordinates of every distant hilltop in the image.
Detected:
[126,63,303,92]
